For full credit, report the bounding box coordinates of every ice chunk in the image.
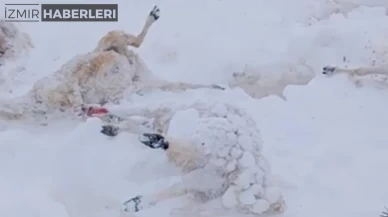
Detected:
[218,146,229,157]
[222,186,238,208]
[255,172,265,185]
[239,151,256,168]
[238,135,254,151]
[226,160,237,172]
[252,199,270,214]
[211,158,227,167]
[235,168,256,190]
[227,113,246,128]
[250,184,264,198]
[211,103,228,117]
[239,189,256,205]
[265,187,282,204]
[226,131,237,141]
[230,147,243,159]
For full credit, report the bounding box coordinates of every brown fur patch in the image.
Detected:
[73,51,118,84]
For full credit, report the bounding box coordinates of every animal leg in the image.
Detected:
[138,79,225,93]
[100,118,153,136]
[126,6,160,48]
[82,106,164,136]
[322,64,388,77]
[122,182,188,213]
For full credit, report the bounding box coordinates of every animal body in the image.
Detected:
[0,6,224,121]
[323,64,388,77]
[96,102,285,216]
[229,62,315,100]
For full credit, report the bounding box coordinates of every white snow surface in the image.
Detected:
[1,0,388,217]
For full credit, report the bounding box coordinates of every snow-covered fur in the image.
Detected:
[104,102,285,215]
[0,20,33,89]
[322,64,388,88]
[161,136,208,173]
[229,62,315,100]
[0,6,224,122]
[0,20,33,64]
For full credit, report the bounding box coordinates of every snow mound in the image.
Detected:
[165,102,285,215]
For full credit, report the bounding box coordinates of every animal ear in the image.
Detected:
[139,133,169,150]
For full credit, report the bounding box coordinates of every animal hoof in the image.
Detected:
[211,84,226,90]
[122,195,155,213]
[322,66,336,76]
[122,196,143,213]
[101,125,119,137]
[150,5,160,20]
[139,133,169,149]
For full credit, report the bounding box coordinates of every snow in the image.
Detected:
[1,0,388,217]
[167,108,199,138]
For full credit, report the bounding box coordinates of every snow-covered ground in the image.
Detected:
[1,0,388,217]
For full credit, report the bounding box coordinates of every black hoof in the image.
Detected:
[150,5,160,20]
[139,133,169,150]
[122,195,143,213]
[322,66,336,75]
[101,125,119,137]
[211,84,226,90]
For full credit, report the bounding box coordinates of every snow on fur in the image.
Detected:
[0,21,33,93]
[0,7,159,121]
[0,20,33,63]
[0,6,223,122]
[228,61,315,100]
[0,48,142,121]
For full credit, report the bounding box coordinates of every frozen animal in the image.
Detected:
[229,62,315,100]
[96,102,285,216]
[322,64,388,87]
[0,6,224,121]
